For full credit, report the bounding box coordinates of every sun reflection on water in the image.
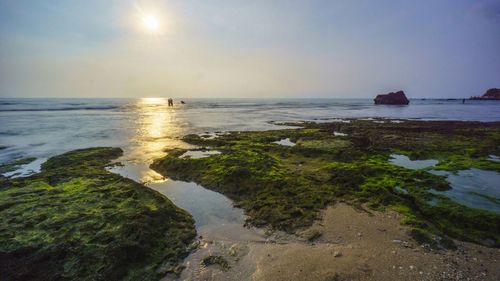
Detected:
[126,98,191,177]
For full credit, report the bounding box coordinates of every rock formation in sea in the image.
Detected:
[470,88,500,100]
[374,91,410,105]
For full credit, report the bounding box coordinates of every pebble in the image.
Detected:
[334,251,342,257]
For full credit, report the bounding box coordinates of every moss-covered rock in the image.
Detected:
[152,120,500,247]
[0,147,196,281]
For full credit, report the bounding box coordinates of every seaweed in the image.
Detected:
[0,147,196,281]
[152,120,500,247]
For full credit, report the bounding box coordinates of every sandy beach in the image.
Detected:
[178,203,500,281]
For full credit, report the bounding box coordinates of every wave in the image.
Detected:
[0,106,119,112]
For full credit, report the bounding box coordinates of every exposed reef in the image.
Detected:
[0,147,196,281]
[151,120,500,248]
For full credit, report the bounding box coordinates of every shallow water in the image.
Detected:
[2,158,46,178]
[389,154,438,170]
[180,150,222,159]
[430,169,500,214]
[333,131,348,136]
[489,155,500,162]
[108,162,264,242]
[272,138,296,147]
[389,154,500,213]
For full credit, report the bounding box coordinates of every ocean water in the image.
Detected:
[1,98,499,164]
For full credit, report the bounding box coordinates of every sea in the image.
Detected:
[1,98,499,164]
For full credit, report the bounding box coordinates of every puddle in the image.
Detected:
[2,158,46,178]
[394,185,408,194]
[180,150,222,159]
[389,154,438,170]
[199,132,228,140]
[488,155,499,162]
[429,169,500,214]
[272,138,296,147]
[333,131,348,137]
[390,120,404,123]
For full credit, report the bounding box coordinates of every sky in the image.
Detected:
[0,0,499,98]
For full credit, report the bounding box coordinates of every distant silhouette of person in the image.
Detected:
[462,99,465,104]
[168,98,173,107]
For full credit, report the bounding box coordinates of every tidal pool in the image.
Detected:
[272,138,296,146]
[108,162,264,241]
[389,154,499,213]
[389,154,438,170]
[429,169,500,214]
[180,150,222,159]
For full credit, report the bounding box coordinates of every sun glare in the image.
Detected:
[141,14,160,32]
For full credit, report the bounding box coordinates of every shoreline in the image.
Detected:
[151,119,500,279]
[1,119,500,280]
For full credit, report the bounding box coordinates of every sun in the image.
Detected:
[141,14,160,32]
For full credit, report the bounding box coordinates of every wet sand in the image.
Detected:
[175,203,500,281]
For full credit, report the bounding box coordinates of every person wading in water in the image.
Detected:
[168,98,173,107]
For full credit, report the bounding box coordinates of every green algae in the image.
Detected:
[152,120,500,248]
[0,147,196,281]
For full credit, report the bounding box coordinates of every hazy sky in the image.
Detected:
[0,0,499,98]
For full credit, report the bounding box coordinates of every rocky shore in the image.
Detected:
[0,148,196,281]
[152,119,500,280]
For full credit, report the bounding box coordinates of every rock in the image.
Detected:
[201,255,230,271]
[374,91,410,105]
[470,88,500,100]
[334,251,342,257]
